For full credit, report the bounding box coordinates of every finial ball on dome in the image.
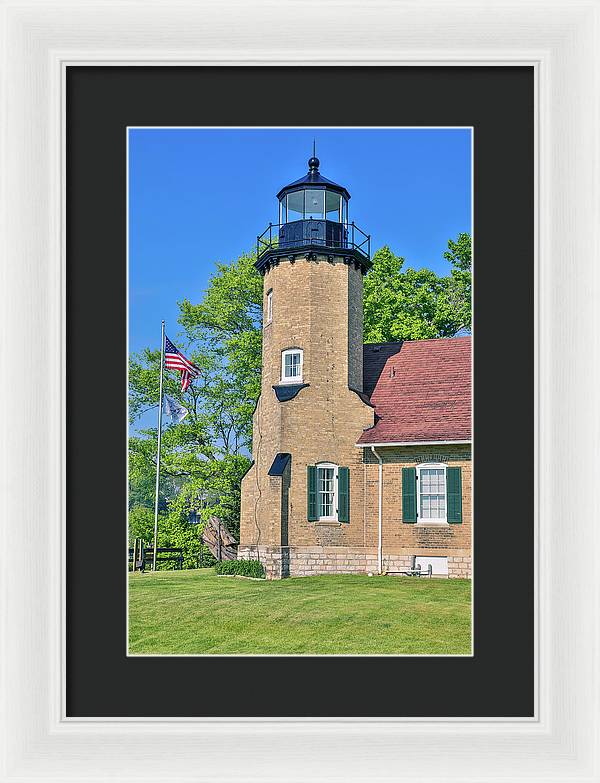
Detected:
[308,156,320,171]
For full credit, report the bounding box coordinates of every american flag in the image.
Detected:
[164,336,200,392]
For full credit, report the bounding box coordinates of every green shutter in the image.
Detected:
[446,467,463,523]
[307,465,317,521]
[338,467,350,523]
[402,467,417,523]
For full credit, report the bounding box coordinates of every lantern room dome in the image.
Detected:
[276,156,351,201]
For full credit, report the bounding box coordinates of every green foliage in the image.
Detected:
[198,545,218,569]
[179,251,263,342]
[443,232,472,336]
[128,507,208,570]
[444,232,471,271]
[178,250,263,447]
[215,559,265,579]
[128,507,155,546]
[154,513,202,569]
[363,234,471,342]
[128,435,175,511]
[128,251,260,567]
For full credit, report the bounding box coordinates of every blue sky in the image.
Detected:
[128,127,472,356]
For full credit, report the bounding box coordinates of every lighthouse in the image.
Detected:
[239,153,374,578]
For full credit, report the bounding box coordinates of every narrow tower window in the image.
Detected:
[281,348,303,383]
[266,289,273,324]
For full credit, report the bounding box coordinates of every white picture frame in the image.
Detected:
[2,1,599,780]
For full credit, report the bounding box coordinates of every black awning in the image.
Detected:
[268,453,291,477]
[272,383,309,402]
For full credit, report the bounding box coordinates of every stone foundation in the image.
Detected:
[448,556,472,579]
[238,546,471,580]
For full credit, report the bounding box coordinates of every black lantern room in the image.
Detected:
[255,153,371,274]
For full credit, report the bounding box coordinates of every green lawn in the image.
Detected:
[128,569,472,655]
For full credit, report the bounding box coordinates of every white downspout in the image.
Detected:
[371,446,383,574]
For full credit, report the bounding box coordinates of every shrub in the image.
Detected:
[198,544,217,569]
[215,559,265,579]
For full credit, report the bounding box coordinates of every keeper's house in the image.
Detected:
[239,155,471,579]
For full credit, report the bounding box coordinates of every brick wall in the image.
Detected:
[240,254,374,550]
[241,444,473,579]
[362,445,472,557]
[347,264,363,390]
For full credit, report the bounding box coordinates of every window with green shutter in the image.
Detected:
[338,466,349,522]
[402,467,417,523]
[308,464,348,523]
[446,466,463,523]
[307,465,317,521]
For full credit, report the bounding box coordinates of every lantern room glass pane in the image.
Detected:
[286,191,303,222]
[304,190,324,219]
[279,197,286,223]
[325,190,342,221]
[341,198,348,224]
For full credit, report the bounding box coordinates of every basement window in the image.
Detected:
[281,348,303,384]
[414,556,449,576]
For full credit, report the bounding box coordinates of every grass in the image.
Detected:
[128,568,472,655]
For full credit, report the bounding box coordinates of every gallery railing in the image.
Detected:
[257,219,370,263]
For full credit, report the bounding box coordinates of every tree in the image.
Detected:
[363,234,471,342]
[128,506,155,547]
[444,232,471,271]
[178,250,263,453]
[127,506,216,570]
[443,232,472,334]
[128,252,261,556]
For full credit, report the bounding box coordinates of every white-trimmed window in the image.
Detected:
[308,464,350,523]
[281,348,303,383]
[317,463,338,520]
[417,463,448,524]
[266,289,273,324]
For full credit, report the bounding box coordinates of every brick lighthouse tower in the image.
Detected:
[239,152,375,578]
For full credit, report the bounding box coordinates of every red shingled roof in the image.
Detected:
[357,336,471,445]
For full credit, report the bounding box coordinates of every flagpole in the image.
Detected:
[152,319,165,572]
